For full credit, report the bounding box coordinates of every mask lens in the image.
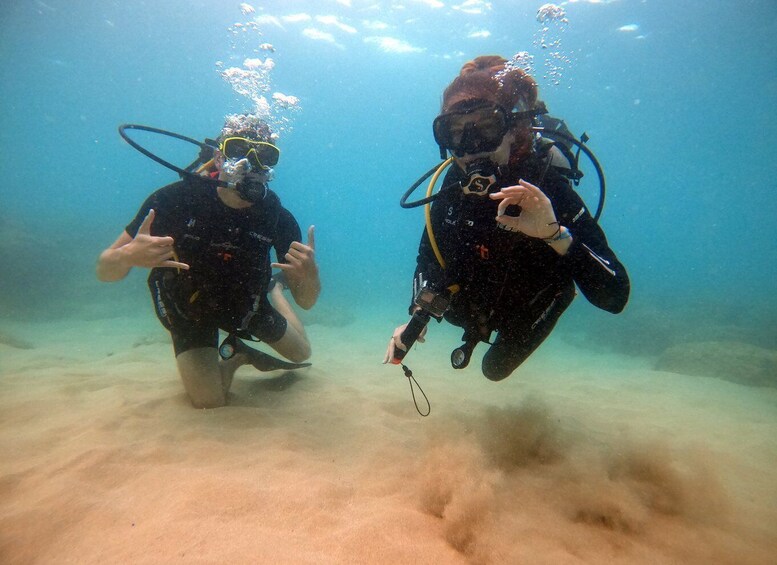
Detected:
[221,138,280,169]
[222,138,250,159]
[253,142,280,167]
[433,103,509,155]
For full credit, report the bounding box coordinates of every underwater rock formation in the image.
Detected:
[0,330,34,350]
[656,341,777,388]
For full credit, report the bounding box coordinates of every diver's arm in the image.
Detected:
[556,190,630,313]
[412,229,449,314]
[491,180,573,252]
[96,231,135,282]
[286,250,320,311]
[504,176,629,313]
[386,234,437,363]
[561,233,629,313]
[384,199,447,363]
[543,226,573,256]
[272,225,320,310]
[96,209,189,282]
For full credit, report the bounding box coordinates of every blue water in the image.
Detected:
[1,0,775,353]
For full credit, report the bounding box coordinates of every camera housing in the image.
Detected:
[414,287,449,318]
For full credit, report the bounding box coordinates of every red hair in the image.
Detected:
[442,55,538,159]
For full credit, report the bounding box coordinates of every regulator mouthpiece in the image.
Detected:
[462,158,497,195]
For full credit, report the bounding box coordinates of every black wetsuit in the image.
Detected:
[413,155,630,380]
[126,177,301,355]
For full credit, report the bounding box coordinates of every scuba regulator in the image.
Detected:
[460,158,498,196]
[221,158,269,203]
[117,124,268,203]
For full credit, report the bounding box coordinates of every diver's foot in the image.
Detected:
[234,339,311,371]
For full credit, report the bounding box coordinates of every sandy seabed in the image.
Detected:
[1,313,776,565]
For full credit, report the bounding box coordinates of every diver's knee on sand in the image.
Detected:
[176,348,228,408]
[284,344,311,364]
[267,327,311,363]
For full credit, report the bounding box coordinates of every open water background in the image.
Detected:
[1,0,775,355]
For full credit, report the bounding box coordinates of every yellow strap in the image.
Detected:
[425,158,455,270]
[172,250,181,274]
[170,250,198,301]
[195,158,215,175]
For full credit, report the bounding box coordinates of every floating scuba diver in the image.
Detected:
[98,114,320,408]
[384,55,630,382]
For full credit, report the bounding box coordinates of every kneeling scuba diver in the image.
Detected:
[387,97,608,412]
[119,123,310,372]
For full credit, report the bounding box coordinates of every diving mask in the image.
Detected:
[433,100,541,157]
[219,136,280,170]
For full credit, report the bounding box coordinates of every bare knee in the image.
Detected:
[189,393,227,409]
[180,374,227,408]
[286,342,311,363]
[176,348,228,409]
[269,330,311,363]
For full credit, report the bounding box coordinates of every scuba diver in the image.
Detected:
[384,55,630,381]
[97,114,320,408]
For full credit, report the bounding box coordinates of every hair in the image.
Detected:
[219,113,273,143]
[442,55,539,159]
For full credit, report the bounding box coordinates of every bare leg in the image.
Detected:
[175,347,251,408]
[266,284,311,363]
